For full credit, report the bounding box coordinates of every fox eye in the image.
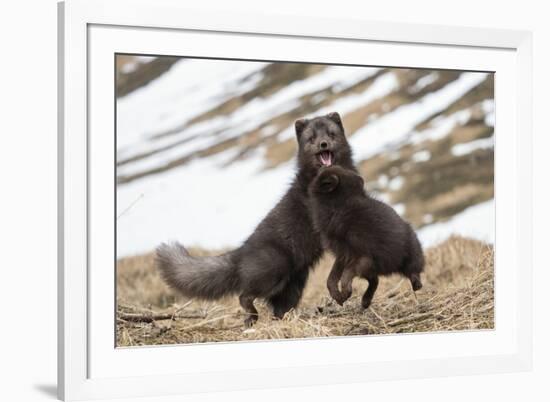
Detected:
[328,131,335,139]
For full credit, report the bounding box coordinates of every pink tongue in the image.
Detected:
[321,152,332,166]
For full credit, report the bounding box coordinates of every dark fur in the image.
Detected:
[308,166,424,309]
[156,112,357,326]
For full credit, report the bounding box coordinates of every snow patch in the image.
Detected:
[482,99,495,127]
[451,137,494,156]
[417,199,494,247]
[393,203,406,215]
[260,125,279,137]
[377,174,389,188]
[410,72,439,94]
[388,176,404,191]
[411,150,431,162]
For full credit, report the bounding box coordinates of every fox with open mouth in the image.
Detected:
[156,112,357,326]
[294,112,353,177]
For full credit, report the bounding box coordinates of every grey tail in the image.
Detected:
[156,242,240,300]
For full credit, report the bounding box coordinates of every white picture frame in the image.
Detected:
[58,0,533,400]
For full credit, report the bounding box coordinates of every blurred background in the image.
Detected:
[116,55,494,258]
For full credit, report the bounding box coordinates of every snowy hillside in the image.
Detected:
[116,57,494,257]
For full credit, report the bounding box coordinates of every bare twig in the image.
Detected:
[387,312,436,327]
[117,193,144,220]
[179,314,234,331]
[117,311,205,323]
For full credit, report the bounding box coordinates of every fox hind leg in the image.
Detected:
[269,270,308,319]
[339,268,356,303]
[361,276,379,310]
[239,294,258,327]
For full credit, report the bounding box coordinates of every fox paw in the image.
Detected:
[361,300,372,310]
[244,315,258,328]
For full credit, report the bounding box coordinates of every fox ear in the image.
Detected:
[318,173,340,193]
[326,112,343,129]
[295,118,308,138]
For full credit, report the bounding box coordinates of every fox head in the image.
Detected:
[294,112,353,171]
[309,165,365,197]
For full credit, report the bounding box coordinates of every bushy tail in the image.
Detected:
[156,242,240,300]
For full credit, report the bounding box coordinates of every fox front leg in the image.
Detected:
[327,256,347,305]
[339,268,356,304]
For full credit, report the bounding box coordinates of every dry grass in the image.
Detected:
[116,235,494,347]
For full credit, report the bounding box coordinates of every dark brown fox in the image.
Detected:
[156,112,358,326]
[308,166,424,308]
